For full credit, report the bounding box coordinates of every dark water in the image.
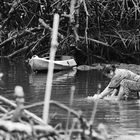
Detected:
[0,59,140,137]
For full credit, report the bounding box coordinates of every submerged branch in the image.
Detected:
[0,95,45,125]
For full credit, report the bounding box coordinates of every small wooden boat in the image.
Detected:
[28,55,77,71]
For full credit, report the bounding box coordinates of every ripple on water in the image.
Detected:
[1,61,140,138]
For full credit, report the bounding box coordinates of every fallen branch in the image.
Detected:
[0,95,45,125]
[7,41,37,58]
[0,120,55,135]
[7,45,29,58]
[24,100,80,119]
[79,36,109,46]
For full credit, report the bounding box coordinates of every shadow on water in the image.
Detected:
[0,59,140,137]
[0,58,30,99]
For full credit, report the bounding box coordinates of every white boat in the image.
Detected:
[28,55,77,71]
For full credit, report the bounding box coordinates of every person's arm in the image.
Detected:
[99,70,123,99]
[98,84,114,99]
[110,89,118,97]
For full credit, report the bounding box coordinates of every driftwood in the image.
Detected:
[0,86,111,140]
[0,95,45,125]
[0,120,55,135]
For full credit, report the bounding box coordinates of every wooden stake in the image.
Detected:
[43,13,60,124]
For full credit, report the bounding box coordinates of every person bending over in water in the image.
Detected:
[93,65,140,100]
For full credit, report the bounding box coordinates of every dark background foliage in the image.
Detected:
[0,0,140,65]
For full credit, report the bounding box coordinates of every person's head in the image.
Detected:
[103,65,116,78]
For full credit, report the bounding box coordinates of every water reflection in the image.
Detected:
[28,69,77,104]
[29,69,77,86]
[117,101,140,135]
[0,59,30,99]
[0,60,140,137]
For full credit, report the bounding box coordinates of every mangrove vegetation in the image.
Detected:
[0,0,140,64]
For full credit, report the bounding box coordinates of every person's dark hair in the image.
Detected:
[103,65,116,74]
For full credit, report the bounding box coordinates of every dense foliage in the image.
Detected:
[0,0,140,64]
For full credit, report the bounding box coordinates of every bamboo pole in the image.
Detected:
[43,13,60,124]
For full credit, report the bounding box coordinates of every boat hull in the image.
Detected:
[29,55,77,71]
